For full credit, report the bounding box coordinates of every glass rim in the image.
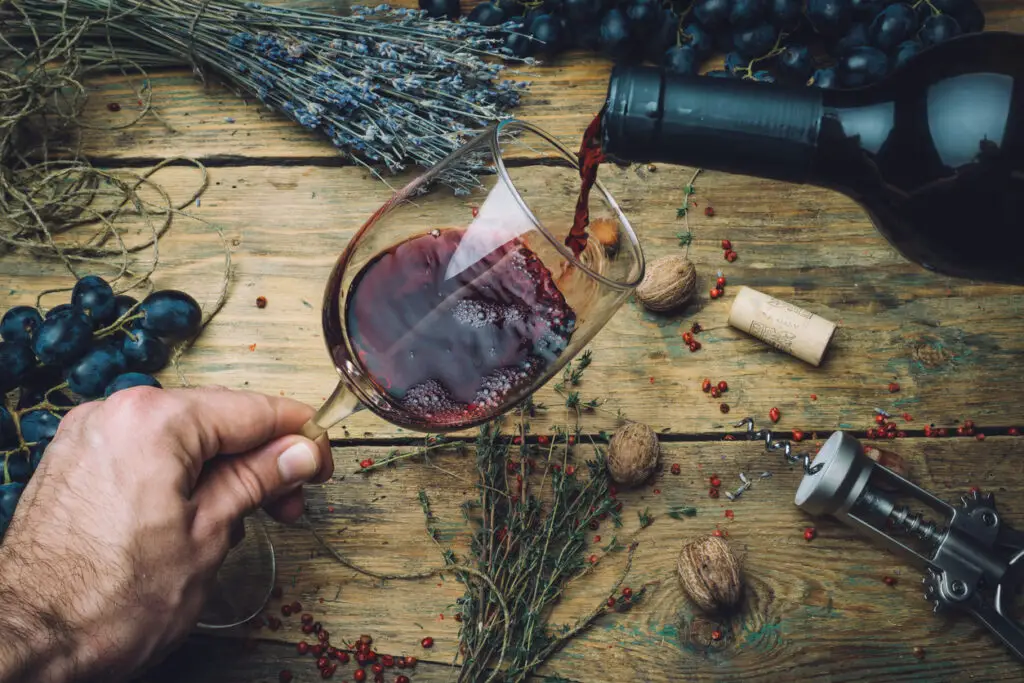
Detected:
[488,118,646,291]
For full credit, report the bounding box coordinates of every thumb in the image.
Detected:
[191,434,330,529]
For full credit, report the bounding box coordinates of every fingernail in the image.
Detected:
[278,441,319,485]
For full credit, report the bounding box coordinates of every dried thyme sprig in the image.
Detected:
[355,436,465,472]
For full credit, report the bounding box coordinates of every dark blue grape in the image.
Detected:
[0,407,15,448]
[811,67,839,88]
[834,22,870,55]
[681,22,714,58]
[732,23,778,59]
[419,0,460,19]
[568,19,602,48]
[71,275,116,328]
[893,39,922,68]
[504,30,536,57]
[530,14,564,55]
[496,0,525,16]
[5,452,31,483]
[120,328,170,374]
[837,45,890,86]
[869,3,916,51]
[918,14,961,46]
[664,45,698,75]
[0,481,25,532]
[778,44,814,81]
[730,0,767,28]
[563,0,602,22]
[625,0,661,38]
[0,341,36,393]
[19,410,61,444]
[807,0,853,36]
[770,0,803,26]
[599,9,636,61]
[936,0,983,32]
[44,304,75,321]
[468,2,507,25]
[29,439,48,472]
[751,69,776,82]
[724,51,748,74]
[1,306,43,345]
[104,372,162,397]
[66,344,127,399]
[32,312,93,367]
[851,0,890,18]
[646,10,682,62]
[113,295,138,321]
[138,290,202,342]
[693,0,731,29]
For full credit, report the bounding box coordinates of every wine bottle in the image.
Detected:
[600,31,1024,285]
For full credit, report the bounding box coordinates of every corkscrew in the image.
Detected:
[738,419,1024,662]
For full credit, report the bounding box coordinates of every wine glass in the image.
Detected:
[198,119,644,629]
[299,118,645,440]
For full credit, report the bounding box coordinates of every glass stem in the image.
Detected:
[300,382,362,441]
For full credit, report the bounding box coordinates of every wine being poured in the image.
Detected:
[299,119,645,439]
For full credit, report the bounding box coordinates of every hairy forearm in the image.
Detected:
[0,547,75,683]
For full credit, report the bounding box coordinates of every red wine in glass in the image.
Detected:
[344,228,576,430]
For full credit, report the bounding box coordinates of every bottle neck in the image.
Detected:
[601,66,826,186]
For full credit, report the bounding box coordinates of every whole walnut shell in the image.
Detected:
[635,255,697,312]
[606,422,660,487]
[677,534,743,614]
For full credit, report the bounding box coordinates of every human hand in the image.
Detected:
[0,385,333,683]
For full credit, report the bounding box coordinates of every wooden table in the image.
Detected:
[4,2,1024,680]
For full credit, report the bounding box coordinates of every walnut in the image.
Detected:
[676,534,743,614]
[634,255,696,312]
[606,422,660,487]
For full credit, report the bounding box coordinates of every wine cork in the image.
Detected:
[727,286,837,366]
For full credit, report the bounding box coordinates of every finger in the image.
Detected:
[191,434,327,528]
[264,488,306,525]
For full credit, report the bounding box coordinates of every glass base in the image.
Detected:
[196,512,276,629]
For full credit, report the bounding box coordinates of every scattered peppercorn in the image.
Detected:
[683,331,694,344]
[710,476,722,488]
[689,340,701,351]
[471,206,479,217]
[710,287,722,299]
[716,380,728,393]
[302,623,314,634]
[301,613,313,624]
[396,677,411,683]
[404,657,417,668]
[937,428,948,437]
[256,296,267,308]
[720,403,730,414]
[267,617,282,630]
[622,587,633,599]
[724,509,734,519]
[372,664,384,675]
[321,665,336,679]
[671,463,681,475]
[803,527,816,541]
[810,394,817,400]
[710,386,721,399]
[705,206,715,217]
[976,433,986,441]
[297,642,310,655]
[566,464,576,476]
[279,671,294,683]
[903,413,913,422]
[702,378,712,393]
[875,414,886,425]
[107,102,121,112]
[716,276,726,288]
[769,407,781,423]
[354,670,367,682]
[281,604,292,617]
[888,382,901,393]
[711,630,723,641]
[607,597,616,608]
[883,576,897,586]
[721,239,732,250]
[317,656,330,670]
[913,646,925,660]
[709,488,720,499]
[691,322,703,333]
[712,529,724,537]
[1011,427,1021,436]
[725,250,738,262]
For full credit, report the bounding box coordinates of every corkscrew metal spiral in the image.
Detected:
[733,417,823,475]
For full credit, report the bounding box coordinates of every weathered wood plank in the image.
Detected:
[3,164,1022,438]
[73,1,1024,164]
[146,436,1024,682]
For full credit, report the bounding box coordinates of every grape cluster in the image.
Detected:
[0,276,203,537]
[427,0,984,88]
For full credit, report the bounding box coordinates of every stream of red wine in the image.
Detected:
[344,228,576,429]
[565,110,606,258]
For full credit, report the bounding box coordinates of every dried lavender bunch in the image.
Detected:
[11,0,533,188]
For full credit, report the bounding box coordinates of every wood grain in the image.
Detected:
[3,164,1022,438]
[141,437,1024,682]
